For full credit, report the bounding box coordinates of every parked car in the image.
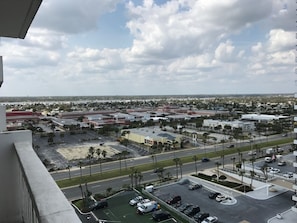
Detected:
[283,172,293,178]
[129,196,143,206]
[89,200,108,210]
[194,212,209,222]
[208,192,221,199]
[137,201,160,214]
[248,151,256,156]
[227,144,234,148]
[152,210,171,222]
[201,216,218,223]
[277,161,286,166]
[166,195,181,205]
[184,205,200,217]
[215,194,227,202]
[136,199,151,207]
[177,203,193,212]
[201,157,210,162]
[269,168,280,174]
[189,183,202,190]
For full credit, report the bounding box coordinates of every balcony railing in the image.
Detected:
[14,140,82,223]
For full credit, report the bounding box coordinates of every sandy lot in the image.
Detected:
[57,142,120,161]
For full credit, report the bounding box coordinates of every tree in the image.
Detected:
[250,157,256,172]
[78,161,83,182]
[87,146,95,176]
[231,157,236,171]
[192,155,198,175]
[215,162,221,181]
[241,158,246,172]
[106,187,112,196]
[249,170,256,188]
[179,160,183,178]
[96,148,102,174]
[101,150,107,158]
[66,164,71,180]
[238,170,245,186]
[173,158,180,179]
[260,163,269,180]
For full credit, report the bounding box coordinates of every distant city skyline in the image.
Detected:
[0,0,294,97]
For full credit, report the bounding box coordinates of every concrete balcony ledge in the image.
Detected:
[14,141,81,223]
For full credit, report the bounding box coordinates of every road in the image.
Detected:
[62,158,216,200]
[52,134,289,181]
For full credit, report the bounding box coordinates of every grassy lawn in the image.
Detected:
[57,137,293,188]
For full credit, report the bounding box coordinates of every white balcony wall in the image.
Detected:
[0,105,81,223]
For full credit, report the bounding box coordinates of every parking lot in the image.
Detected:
[92,190,178,223]
[153,179,293,223]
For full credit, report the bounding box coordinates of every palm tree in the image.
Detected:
[260,163,269,180]
[137,171,143,186]
[118,153,123,172]
[101,150,107,159]
[88,147,95,176]
[192,155,198,175]
[66,164,71,180]
[96,148,102,174]
[173,158,180,179]
[249,157,256,172]
[78,161,83,182]
[215,162,221,181]
[221,154,225,168]
[241,158,246,172]
[178,160,183,178]
[106,187,112,196]
[239,170,245,186]
[231,157,236,171]
[129,167,135,188]
[249,170,256,188]
[122,150,129,170]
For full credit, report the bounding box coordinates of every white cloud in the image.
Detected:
[0,0,295,96]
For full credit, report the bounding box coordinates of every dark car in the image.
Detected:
[166,195,181,205]
[208,192,221,199]
[227,144,234,148]
[194,212,210,222]
[184,205,200,217]
[201,157,210,162]
[154,167,165,173]
[91,200,108,210]
[177,203,193,212]
[152,210,171,221]
[189,184,202,190]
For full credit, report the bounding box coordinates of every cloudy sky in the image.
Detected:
[0,0,295,96]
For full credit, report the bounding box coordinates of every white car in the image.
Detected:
[202,216,218,223]
[248,151,256,156]
[136,199,151,207]
[283,172,293,178]
[269,168,280,174]
[129,196,143,206]
[215,194,227,202]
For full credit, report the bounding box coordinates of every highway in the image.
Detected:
[60,135,292,200]
[52,134,287,181]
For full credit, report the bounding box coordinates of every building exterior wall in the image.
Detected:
[0,107,81,223]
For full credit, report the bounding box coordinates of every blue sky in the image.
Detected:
[0,0,295,96]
